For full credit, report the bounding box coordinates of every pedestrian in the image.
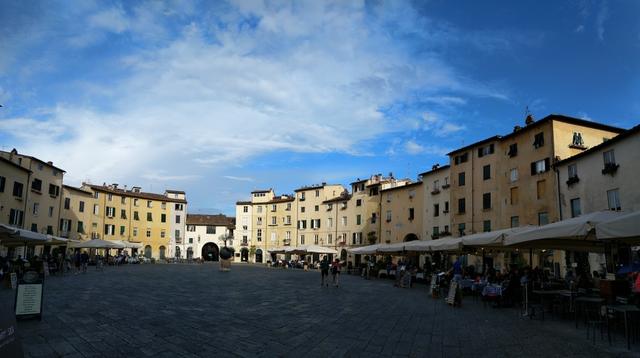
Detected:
[80,251,89,273]
[74,251,81,274]
[331,259,341,287]
[320,255,329,287]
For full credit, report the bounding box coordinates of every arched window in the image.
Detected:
[144,245,152,259]
[175,246,181,258]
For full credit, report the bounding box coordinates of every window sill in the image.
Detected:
[31,189,42,195]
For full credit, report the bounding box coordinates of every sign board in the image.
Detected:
[446,281,459,306]
[0,301,23,357]
[15,269,44,321]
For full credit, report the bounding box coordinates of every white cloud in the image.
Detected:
[421,112,466,136]
[596,2,609,41]
[405,140,425,155]
[423,96,467,107]
[223,175,254,182]
[575,25,585,33]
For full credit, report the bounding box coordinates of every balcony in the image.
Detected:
[601,163,619,176]
[283,239,291,246]
[566,176,580,186]
[241,241,248,246]
[442,184,450,189]
[431,189,440,195]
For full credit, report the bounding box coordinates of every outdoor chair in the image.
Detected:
[585,305,610,344]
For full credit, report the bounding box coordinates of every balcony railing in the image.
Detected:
[566,176,580,186]
[602,163,619,176]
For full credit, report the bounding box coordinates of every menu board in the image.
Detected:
[446,281,459,305]
[0,302,23,357]
[15,284,43,316]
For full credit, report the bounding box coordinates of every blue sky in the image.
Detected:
[0,0,639,215]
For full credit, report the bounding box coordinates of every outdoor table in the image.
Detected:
[532,290,563,320]
[557,290,579,314]
[574,296,605,328]
[607,304,640,350]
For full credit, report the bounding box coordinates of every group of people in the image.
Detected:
[319,256,341,287]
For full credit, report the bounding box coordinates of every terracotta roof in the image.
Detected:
[165,189,185,194]
[186,214,235,227]
[267,196,295,204]
[63,185,93,195]
[293,183,337,192]
[418,164,450,177]
[1,149,66,172]
[349,178,368,185]
[555,123,640,166]
[447,136,501,156]
[322,194,352,204]
[236,201,252,205]
[251,189,271,194]
[380,181,423,193]
[87,185,187,203]
[0,157,32,173]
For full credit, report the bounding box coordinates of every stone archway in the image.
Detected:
[159,246,166,259]
[403,233,419,242]
[202,243,219,262]
[255,249,263,263]
[340,249,347,261]
[187,247,194,259]
[241,248,249,262]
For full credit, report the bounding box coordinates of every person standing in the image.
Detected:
[331,259,341,287]
[320,256,329,287]
[74,251,81,275]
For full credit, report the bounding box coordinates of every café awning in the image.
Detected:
[461,226,536,248]
[404,237,463,252]
[0,224,49,246]
[595,210,640,244]
[70,239,124,249]
[347,244,383,255]
[376,242,406,253]
[285,245,337,255]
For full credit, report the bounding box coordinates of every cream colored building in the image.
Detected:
[419,164,451,239]
[235,200,253,258]
[294,183,346,250]
[165,190,187,259]
[184,214,235,261]
[380,181,424,244]
[0,157,32,257]
[0,149,65,237]
[60,185,94,241]
[80,183,187,259]
[262,195,295,262]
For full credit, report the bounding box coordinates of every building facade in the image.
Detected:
[419,165,451,240]
[184,214,235,261]
[380,181,424,244]
[60,185,94,241]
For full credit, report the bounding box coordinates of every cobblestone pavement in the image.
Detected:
[1,263,638,357]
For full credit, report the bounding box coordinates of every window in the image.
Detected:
[434,204,439,217]
[160,230,166,238]
[146,200,152,208]
[33,203,39,215]
[257,217,263,225]
[187,225,196,232]
[94,191,99,199]
[243,206,249,213]
[444,201,449,213]
[538,212,549,225]
[510,168,518,183]
[175,203,184,211]
[300,234,305,245]
[272,204,277,212]
[327,234,332,244]
[133,198,138,206]
[133,227,138,237]
[104,224,115,236]
[477,144,495,157]
[536,180,546,199]
[603,150,616,165]
[147,212,153,221]
[454,152,468,165]
[286,202,291,211]
[369,187,379,196]
[570,198,581,218]
[568,164,578,179]
[508,143,518,157]
[408,208,414,221]
[176,215,181,224]
[300,192,305,201]
[134,211,139,221]
[121,209,127,219]
[356,199,362,206]
[386,210,392,222]
[13,181,23,198]
[77,221,84,233]
[315,190,320,197]
[31,178,42,192]
[510,216,519,228]
[314,205,319,211]
[120,226,126,235]
[257,206,263,213]
[257,229,262,242]
[510,187,519,205]
[0,176,5,192]
[341,202,347,210]
[356,215,362,225]
[121,197,126,205]
[433,180,440,191]
[433,226,440,237]
[314,234,319,245]
[298,220,306,229]
[48,206,54,217]
[371,213,377,224]
[93,204,99,215]
[78,201,84,213]
[533,132,544,148]
[483,220,491,232]
[46,225,53,235]
[458,198,466,214]
[482,193,491,209]
[458,223,466,236]
[106,206,115,217]
[48,184,60,197]
[483,165,491,180]
[188,237,193,244]
[342,216,347,226]
[271,216,277,225]
[300,207,305,213]
[531,158,550,175]
[286,215,291,225]
[607,189,621,211]
[458,172,465,186]
[146,229,151,238]
[9,209,24,227]
[327,217,333,228]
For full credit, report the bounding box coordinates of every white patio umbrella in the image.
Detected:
[0,225,49,246]
[460,226,536,248]
[267,247,286,254]
[347,244,383,255]
[596,210,640,244]
[404,237,463,252]
[70,239,124,249]
[376,242,406,253]
[504,211,625,251]
[110,240,143,249]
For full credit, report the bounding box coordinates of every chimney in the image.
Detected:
[112,183,118,189]
[47,161,53,166]
[513,125,522,132]
[432,164,440,170]
[525,114,534,126]
[132,186,141,193]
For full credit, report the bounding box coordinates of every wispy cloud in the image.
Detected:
[421,112,466,137]
[223,175,254,182]
[596,1,609,41]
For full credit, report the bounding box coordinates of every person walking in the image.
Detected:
[320,256,329,287]
[331,259,341,287]
[80,251,89,273]
[74,251,81,275]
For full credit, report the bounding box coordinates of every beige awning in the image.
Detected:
[596,210,640,244]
